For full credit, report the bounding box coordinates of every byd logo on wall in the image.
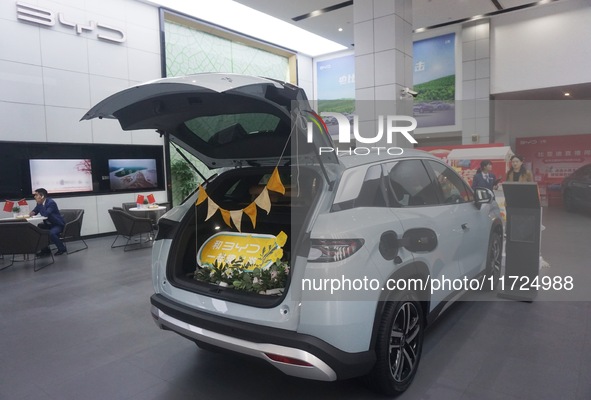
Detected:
[307,112,418,156]
[16,2,126,44]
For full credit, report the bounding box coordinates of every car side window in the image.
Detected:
[426,160,474,204]
[384,160,439,207]
[332,165,387,211]
[577,165,591,179]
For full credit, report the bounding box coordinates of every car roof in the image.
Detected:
[338,148,440,169]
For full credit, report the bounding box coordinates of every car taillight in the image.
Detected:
[308,239,365,263]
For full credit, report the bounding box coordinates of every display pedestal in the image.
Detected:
[497,182,541,302]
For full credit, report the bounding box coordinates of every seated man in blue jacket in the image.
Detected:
[30,188,67,256]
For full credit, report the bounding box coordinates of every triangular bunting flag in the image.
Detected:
[205,198,219,221]
[196,184,208,205]
[243,202,257,229]
[230,210,243,232]
[220,209,232,228]
[254,187,271,214]
[267,167,285,194]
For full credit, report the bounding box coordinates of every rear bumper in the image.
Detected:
[150,294,375,381]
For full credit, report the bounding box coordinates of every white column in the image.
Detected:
[354,0,414,148]
[461,20,491,144]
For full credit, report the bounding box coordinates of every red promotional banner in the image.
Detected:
[516,134,591,206]
[136,194,144,204]
[3,200,14,212]
[18,199,28,206]
[147,194,156,204]
[516,134,591,184]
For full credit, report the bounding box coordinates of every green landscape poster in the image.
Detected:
[413,33,456,128]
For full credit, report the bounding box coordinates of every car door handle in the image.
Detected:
[461,223,469,231]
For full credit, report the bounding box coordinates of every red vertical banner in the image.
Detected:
[136,194,144,204]
[147,194,156,204]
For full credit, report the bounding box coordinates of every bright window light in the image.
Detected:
[140,0,348,57]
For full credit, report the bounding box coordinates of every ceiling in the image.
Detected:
[233,0,590,100]
[233,0,546,50]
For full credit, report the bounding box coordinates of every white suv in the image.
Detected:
[84,73,503,396]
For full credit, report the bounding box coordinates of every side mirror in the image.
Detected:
[401,228,438,253]
[474,187,494,208]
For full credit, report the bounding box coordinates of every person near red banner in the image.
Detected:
[472,160,499,191]
[506,155,533,182]
[29,188,67,256]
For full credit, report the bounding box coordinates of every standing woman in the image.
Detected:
[472,159,498,190]
[506,155,533,182]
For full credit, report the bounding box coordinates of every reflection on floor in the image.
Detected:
[0,207,589,399]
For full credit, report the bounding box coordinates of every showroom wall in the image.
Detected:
[0,0,164,234]
[490,0,591,146]
[491,0,591,94]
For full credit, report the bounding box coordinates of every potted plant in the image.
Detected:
[12,205,21,218]
[143,198,149,209]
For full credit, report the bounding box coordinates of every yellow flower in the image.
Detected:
[276,231,288,247]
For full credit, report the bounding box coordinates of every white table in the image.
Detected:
[0,216,47,224]
[128,206,167,223]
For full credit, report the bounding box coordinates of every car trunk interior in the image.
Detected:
[165,165,321,306]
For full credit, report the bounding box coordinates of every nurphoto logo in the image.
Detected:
[307,112,418,156]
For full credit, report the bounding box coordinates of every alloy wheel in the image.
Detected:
[389,302,421,383]
[489,233,502,280]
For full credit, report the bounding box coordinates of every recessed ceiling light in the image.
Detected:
[564,92,571,97]
[338,27,343,32]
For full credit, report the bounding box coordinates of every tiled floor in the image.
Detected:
[0,207,589,399]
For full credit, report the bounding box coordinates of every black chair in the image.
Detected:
[0,221,54,271]
[108,209,154,251]
[60,209,88,254]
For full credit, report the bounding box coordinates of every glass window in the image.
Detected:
[426,160,474,204]
[184,113,281,145]
[384,160,439,207]
[332,165,387,211]
[576,165,591,178]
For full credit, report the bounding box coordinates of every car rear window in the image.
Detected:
[184,113,281,145]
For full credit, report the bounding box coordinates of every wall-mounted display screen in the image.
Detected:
[0,142,165,199]
[108,159,158,190]
[29,159,93,194]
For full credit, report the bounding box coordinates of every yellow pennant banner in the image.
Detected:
[196,167,285,232]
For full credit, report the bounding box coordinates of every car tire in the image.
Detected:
[480,230,503,291]
[365,292,424,396]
